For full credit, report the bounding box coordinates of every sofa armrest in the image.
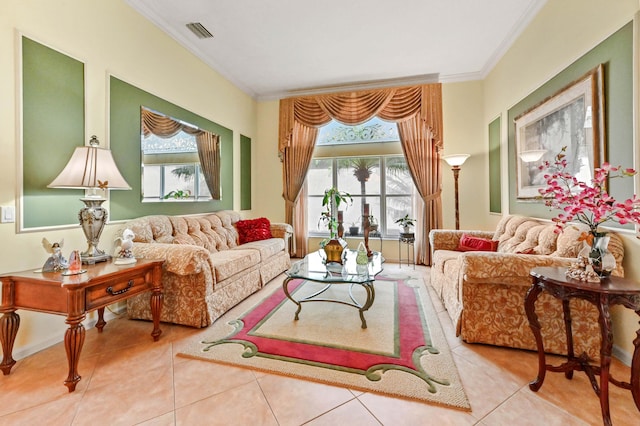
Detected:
[271,222,293,253]
[429,229,495,252]
[461,252,574,286]
[131,242,212,276]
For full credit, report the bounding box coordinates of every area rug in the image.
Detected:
[178,273,470,411]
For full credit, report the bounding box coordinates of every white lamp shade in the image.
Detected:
[443,154,470,167]
[48,145,130,190]
[519,149,546,163]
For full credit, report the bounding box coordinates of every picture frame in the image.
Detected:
[514,64,605,199]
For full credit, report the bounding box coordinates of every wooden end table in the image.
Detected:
[526,266,640,426]
[0,259,164,392]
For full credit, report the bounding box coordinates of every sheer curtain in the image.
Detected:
[278,84,443,263]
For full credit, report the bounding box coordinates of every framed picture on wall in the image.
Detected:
[514,64,605,199]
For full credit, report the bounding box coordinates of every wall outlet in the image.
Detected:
[1,206,15,223]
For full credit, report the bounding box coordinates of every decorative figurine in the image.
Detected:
[63,250,86,275]
[41,238,68,272]
[114,228,137,265]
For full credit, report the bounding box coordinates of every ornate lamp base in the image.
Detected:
[78,197,110,264]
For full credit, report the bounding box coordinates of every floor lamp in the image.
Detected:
[443,154,470,230]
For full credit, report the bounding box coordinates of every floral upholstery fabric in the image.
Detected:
[430,215,625,359]
[123,211,293,328]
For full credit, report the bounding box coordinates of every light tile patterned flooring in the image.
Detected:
[1,264,638,425]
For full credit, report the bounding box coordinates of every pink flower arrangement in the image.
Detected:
[538,147,640,236]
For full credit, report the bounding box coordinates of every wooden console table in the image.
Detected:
[0,259,163,392]
[526,266,640,426]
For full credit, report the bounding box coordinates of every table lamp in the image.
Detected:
[443,154,470,230]
[48,135,131,264]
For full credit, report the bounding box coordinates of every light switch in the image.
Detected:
[1,206,15,223]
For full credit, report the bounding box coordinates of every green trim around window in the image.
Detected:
[109,76,233,220]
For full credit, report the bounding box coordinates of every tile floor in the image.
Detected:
[1,264,638,425]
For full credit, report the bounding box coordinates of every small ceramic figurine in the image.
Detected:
[114,228,137,265]
[63,250,86,275]
[41,238,68,272]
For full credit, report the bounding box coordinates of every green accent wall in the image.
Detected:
[109,76,233,220]
[488,117,501,214]
[507,22,633,228]
[22,37,85,229]
[240,134,252,210]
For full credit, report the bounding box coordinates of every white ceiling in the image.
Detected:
[126,0,547,100]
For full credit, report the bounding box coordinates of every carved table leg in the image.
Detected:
[149,264,163,342]
[150,290,163,342]
[597,294,613,426]
[63,317,85,392]
[562,299,574,380]
[525,281,546,391]
[632,322,640,411]
[95,307,106,332]
[0,311,20,375]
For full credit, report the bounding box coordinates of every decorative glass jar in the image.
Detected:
[589,233,616,277]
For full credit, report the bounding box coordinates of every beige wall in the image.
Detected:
[483,0,640,358]
[441,80,488,231]
[0,0,257,357]
[255,100,286,222]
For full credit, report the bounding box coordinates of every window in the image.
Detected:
[141,130,212,201]
[307,155,414,237]
[308,118,416,237]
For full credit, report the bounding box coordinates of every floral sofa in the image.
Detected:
[429,214,624,360]
[122,211,292,328]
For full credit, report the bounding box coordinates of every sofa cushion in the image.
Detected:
[457,234,498,252]
[552,225,585,258]
[234,238,285,261]
[209,249,260,283]
[212,211,240,249]
[236,217,273,244]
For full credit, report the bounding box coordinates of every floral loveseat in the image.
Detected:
[429,215,624,360]
[122,211,292,328]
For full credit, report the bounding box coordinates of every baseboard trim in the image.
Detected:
[613,344,631,367]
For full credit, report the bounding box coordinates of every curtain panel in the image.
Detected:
[278,84,443,264]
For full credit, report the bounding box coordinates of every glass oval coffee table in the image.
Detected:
[283,249,384,328]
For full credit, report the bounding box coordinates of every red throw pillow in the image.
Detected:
[457,234,499,252]
[236,217,272,244]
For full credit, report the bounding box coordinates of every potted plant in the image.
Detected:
[395,214,416,234]
[318,187,352,263]
[163,189,191,200]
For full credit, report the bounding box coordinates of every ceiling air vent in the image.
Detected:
[186,22,214,39]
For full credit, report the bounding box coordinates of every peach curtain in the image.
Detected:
[195,132,221,200]
[278,84,443,263]
[141,108,185,138]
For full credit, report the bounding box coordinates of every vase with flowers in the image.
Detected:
[538,146,640,277]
